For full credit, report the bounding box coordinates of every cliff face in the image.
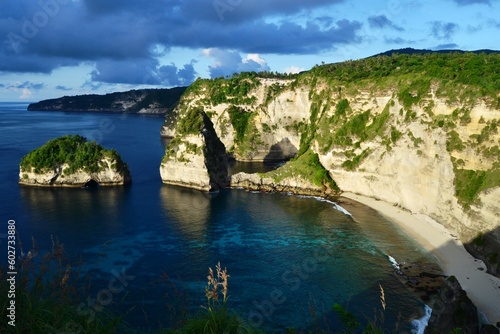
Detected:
[161,77,308,161]
[160,111,229,191]
[19,158,131,187]
[28,87,186,114]
[160,53,500,267]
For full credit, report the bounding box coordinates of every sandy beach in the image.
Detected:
[342,192,500,326]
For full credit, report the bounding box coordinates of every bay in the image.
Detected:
[0,103,433,333]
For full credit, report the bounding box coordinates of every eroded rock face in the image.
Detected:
[19,159,131,187]
[160,112,229,191]
[425,276,479,334]
[230,172,328,197]
[160,62,500,259]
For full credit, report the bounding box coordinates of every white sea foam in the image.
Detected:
[296,195,352,216]
[411,305,432,334]
[388,255,400,270]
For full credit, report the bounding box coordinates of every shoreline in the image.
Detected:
[341,192,500,327]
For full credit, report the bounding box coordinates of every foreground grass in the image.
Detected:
[0,237,129,334]
[1,238,391,334]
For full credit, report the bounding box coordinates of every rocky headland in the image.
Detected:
[27,87,186,114]
[159,52,500,281]
[19,135,131,187]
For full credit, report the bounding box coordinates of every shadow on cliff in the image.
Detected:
[339,196,500,332]
[262,137,298,162]
[463,227,500,278]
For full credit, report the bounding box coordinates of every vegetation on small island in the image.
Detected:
[20,134,130,176]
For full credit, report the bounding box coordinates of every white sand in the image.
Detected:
[342,192,500,326]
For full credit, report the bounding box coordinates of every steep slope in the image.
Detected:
[160,52,500,272]
[28,87,186,114]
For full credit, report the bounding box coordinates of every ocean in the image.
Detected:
[0,102,433,333]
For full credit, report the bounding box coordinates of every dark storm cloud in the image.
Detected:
[182,0,345,23]
[451,0,491,5]
[368,15,404,31]
[91,58,197,86]
[431,21,459,40]
[170,19,362,54]
[0,0,360,84]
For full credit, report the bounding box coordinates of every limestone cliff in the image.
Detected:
[160,111,229,191]
[19,135,131,187]
[19,159,131,187]
[160,52,500,271]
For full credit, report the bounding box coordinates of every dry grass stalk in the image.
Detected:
[205,262,230,306]
[379,284,386,311]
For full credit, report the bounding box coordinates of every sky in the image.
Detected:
[0,0,499,102]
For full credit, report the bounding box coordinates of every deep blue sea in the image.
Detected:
[0,102,434,333]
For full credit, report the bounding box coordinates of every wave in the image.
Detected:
[295,195,352,216]
[411,304,432,334]
[388,255,400,271]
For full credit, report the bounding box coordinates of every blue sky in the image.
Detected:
[0,0,499,102]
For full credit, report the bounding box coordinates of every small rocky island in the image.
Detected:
[19,135,131,187]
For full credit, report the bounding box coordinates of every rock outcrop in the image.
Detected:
[19,160,131,187]
[19,135,131,187]
[425,276,480,334]
[160,111,229,191]
[230,172,326,197]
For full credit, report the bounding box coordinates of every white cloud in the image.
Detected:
[202,48,270,78]
[284,65,305,74]
[20,88,32,99]
[244,54,268,67]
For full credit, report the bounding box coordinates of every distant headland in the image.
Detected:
[27,87,186,114]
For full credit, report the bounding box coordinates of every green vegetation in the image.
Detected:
[177,107,205,135]
[443,118,499,206]
[446,130,464,152]
[470,119,498,145]
[453,167,500,207]
[20,135,129,175]
[397,79,431,109]
[317,100,392,154]
[264,149,339,191]
[0,238,128,333]
[185,72,262,106]
[227,105,253,142]
[342,149,371,171]
[310,52,500,107]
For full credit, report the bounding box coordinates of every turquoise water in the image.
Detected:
[0,103,433,332]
